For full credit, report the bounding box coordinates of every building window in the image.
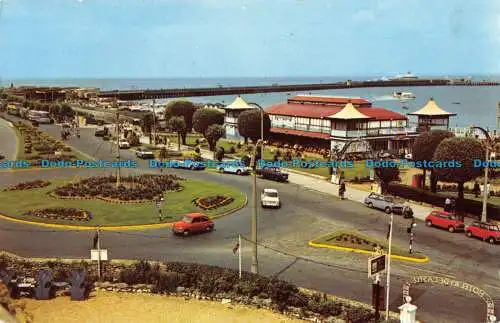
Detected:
[368,121,380,129]
[380,121,391,128]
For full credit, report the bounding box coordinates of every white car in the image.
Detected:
[135,147,155,159]
[216,159,251,175]
[261,188,281,208]
[118,139,130,149]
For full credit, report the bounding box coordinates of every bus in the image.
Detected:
[28,110,52,124]
[7,102,20,116]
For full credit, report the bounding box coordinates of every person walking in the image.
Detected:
[339,178,346,200]
[444,197,451,212]
[473,181,480,198]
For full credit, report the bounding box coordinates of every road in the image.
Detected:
[0,114,498,323]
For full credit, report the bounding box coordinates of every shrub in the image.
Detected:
[236,142,242,149]
[194,146,200,154]
[229,146,236,154]
[215,147,225,161]
[241,155,251,167]
[152,271,186,294]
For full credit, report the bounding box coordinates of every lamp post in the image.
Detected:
[470,126,499,223]
[248,102,265,161]
[249,139,262,274]
[385,211,394,321]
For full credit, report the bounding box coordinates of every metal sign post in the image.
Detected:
[156,197,164,221]
[369,249,386,321]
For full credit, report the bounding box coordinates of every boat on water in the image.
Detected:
[393,91,416,100]
[401,105,409,110]
[452,102,461,104]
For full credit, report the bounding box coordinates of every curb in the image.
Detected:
[0,195,248,231]
[308,240,430,264]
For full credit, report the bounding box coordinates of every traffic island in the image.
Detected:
[0,178,247,230]
[308,229,429,263]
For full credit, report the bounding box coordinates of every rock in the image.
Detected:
[133,284,147,289]
[176,286,185,293]
[221,298,231,305]
[262,298,272,306]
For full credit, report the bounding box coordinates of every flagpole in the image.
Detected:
[238,234,242,279]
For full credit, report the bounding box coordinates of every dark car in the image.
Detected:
[95,127,109,137]
[256,166,289,182]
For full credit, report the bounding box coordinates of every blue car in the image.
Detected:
[171,159,206,170]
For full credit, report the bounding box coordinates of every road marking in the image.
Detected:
[397,263,456,279]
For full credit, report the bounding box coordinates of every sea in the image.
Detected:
[2,76,500,129]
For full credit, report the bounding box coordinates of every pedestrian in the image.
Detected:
[450,198,456,213]
[444,197,451,212]
[473,181,480,198]
[339,179,346,200]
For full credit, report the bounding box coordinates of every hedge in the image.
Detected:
[387,183,500,221]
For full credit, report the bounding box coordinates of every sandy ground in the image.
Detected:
[18,291,304,323]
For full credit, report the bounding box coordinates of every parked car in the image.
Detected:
[261,188,281,208]
[424,211,465,232]
[364,192,413,217]
[172,213,214,236]
[118,139,130,149]
[216,159,250,175]
[95,127,109,137]
[171,159,206,170]
[135,147,155,159]
[256,166,289,182]
[465,221,500,244]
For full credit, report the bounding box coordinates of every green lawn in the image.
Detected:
[0,178,246,226]
[311,229,427,260]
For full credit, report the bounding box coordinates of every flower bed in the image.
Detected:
[4,180,51,191]
[52,175,184,202]
[193,195,234,210]
[23,207,91,221]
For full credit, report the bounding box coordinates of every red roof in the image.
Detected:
[289,96,371,106]
[270,127,331,139]
[266,103,407,121]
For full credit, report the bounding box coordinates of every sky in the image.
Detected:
[0,0,499,79]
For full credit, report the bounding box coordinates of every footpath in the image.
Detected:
[186,146,435,221]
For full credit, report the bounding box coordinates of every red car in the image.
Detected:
[172,213,214,236]
[424,211,464,232]
[465,221,500,244]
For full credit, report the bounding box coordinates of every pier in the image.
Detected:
[96,79,500,101]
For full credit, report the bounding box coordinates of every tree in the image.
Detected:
[60,103,75,118]
[205,124,225,153]
[141,113,155,143]
[374,166,400,194]
[433,137,485,199]
[411,130,455,192]
[193,108,224,136]
[168,116,186,151]
[237,110,271,143]
[165,100,198,145]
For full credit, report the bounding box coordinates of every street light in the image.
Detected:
[248,102,265,161]
[470,126,499,223]
[385,211,394,321]
[249,139,262,274]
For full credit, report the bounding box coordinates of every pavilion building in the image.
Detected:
[265,95,418,154]
[407,98,456,132]
[222,96,257,140]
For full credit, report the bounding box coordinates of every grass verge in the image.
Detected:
[0,179,246,226]
[309,229,428,262]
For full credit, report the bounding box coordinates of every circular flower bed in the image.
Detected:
[4,180,51,191]
[23,207,91,221]
[52,174,183,202]
[193,195,234,210]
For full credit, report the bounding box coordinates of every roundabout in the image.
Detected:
[0,175,247,229]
